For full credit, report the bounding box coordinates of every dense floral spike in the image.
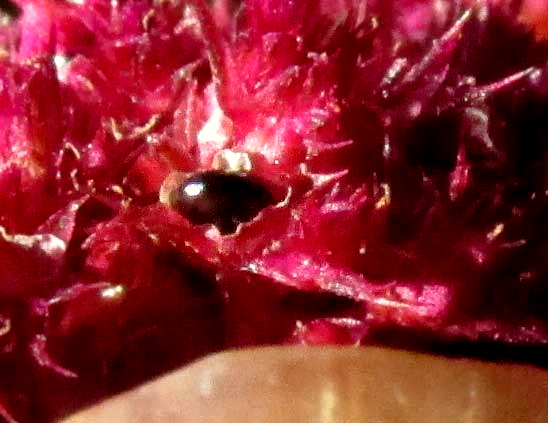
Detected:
[0,0,546,421]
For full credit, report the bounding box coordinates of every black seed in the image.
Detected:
[0,0,20,18]
[170,171,275,234]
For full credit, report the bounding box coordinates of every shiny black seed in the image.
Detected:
[170,171,276,234]
[0,0,20,18]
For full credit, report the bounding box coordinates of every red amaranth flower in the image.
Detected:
[0,0,547,421]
